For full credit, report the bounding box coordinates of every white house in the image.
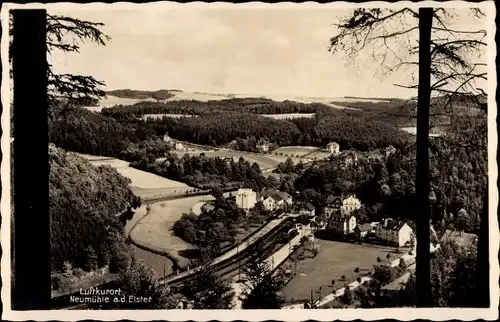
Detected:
[328,212,357,235]
[326,142,340,155]
[262,195,277,211]
[256,138,270,153]
[163,133,172,142]
[174,142,184,150]
[298,203,316,217]
[375,219,413,247]
[341,195,362,215]
[235,188,257,211]
[259,188,292,210]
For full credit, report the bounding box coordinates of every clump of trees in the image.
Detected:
[173,193,246,249]
[49,145,141,271]
[106,89,175,101]
[242,257,286,309]
[130,153,267,190]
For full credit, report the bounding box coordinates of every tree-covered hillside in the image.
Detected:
[49,144,141,271]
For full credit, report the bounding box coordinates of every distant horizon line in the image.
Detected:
[104,88,411,101]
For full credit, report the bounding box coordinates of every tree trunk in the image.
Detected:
[415,7,433,308]
[12,9,50,309]
[475,178,490,307]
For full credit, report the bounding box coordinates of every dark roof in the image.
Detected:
[277,191,292,200]
[304,203,315,211]
[441,229,477,247]
[383,219,408,231]
[356,223,374,232]
[326,194,342,206]
[261,188,278,198]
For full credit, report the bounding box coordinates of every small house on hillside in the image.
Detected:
[440,229,478,248]
[163,133,172,142]
[343,151,359,167]
[326,142,340,155]
[256,138,270,153]
[376,218,413,247]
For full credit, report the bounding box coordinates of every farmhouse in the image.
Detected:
[256,138,270,153]
[354,223,375,239]
[440,229,478,247]
[375,219,413,247]
[235,188,257,211]
[326,142,340,155]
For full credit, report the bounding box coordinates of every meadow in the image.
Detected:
[281,239,402,302]
[79,154,192,200]
[129,195,214,268]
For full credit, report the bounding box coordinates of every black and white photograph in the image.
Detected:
[1,1,498,320]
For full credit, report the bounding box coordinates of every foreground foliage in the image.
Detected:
[49,144,140,271]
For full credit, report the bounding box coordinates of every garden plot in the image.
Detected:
[272,146,320,158]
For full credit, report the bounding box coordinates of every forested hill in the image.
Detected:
[292,114,487,233]
[106,89,175,100]
[49,144,141,271]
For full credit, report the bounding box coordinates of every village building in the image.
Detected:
[354,223,375,239]
[385,145,396,156]
[375,218,413,247]
[174,142,185,151]
[326,142,340,155]
[327,210,357,235]
[235,188,257,211]
[297,203,316,217]
[259,188,293,211]
[343,151,359,167]
[341,195,362,215]
[163,133,172,142]
[440,229,478,248]
[323,195,342,218]
[256,138,270,153]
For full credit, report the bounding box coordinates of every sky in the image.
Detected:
[47,4,489,99]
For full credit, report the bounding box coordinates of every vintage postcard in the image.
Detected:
[1,1,498,321]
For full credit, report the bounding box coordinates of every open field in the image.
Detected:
[262,113,316,120]
[129,195,214,268]
[78,154,191,199]
[122,206,175,278]
[281,239,402,302]
[300,150,331,160]
[400,126,443,137]
[272,146,320,157]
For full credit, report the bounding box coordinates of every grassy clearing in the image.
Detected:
[129,195,214,268]
[142,114,198,119]
[272,146,320,157]
[81,155,191,199]
[281,239,402,302]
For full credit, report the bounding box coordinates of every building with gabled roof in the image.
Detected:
[354,223,375,239]
[440,229,478,248]
[376,218,413,247]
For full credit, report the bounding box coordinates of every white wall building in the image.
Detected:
[341,195,362,215]
[326,142,340,155]
[235,188,257,211]
[375,219,413,247]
